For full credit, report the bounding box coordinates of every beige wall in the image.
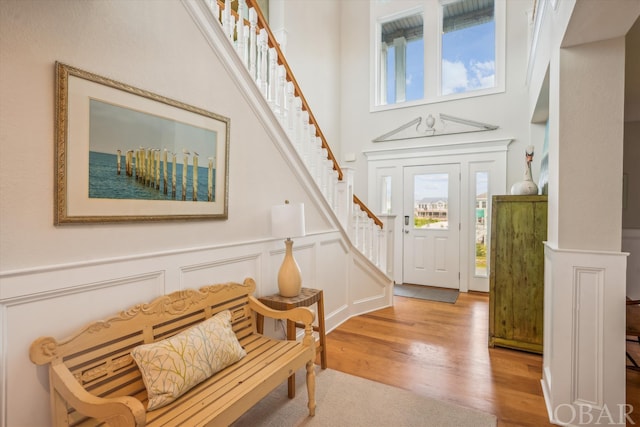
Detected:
[624,121,640,228]
[269,0,342,155]
[555,37,626,251]
[0,0,330,272]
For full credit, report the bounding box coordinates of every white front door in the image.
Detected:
[403,164,460,289]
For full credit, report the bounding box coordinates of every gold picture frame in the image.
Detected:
[54,62,230,224]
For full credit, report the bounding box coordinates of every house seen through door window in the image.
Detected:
[475,171,489,277]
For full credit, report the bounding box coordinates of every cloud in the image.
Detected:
[470,60,495,90]
[442,60,468,95]
[442,59,495,95]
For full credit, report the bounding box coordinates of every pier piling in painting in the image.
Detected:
[182,150,189,201]
[171,152,177,198]
[208,157,214,202]
[163,149,168,195]
[113,148,213,202]
[192,153,198,202]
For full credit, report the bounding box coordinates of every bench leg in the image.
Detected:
[306,361,316,417]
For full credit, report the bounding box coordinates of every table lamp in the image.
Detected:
[271,201,305,297]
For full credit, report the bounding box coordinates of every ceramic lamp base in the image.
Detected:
[278,239,302,297]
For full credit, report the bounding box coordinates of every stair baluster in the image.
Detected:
[208,0,389,272]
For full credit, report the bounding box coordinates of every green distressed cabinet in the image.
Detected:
[489,195,547,354]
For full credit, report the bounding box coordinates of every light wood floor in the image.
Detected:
[321,291,640,426]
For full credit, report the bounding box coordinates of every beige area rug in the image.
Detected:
[232,368,497,427]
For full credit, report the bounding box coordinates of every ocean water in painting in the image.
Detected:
[89,151,215,202]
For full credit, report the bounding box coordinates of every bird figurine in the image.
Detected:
[510,145,539,195]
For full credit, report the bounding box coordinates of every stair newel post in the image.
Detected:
[248,8,257,81]
[328,167,337,210]
[334,167,349,229]
[326,158,336,206]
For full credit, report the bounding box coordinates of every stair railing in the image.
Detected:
[207,0,391,273]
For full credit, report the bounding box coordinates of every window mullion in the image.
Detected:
[380,42,388,105]
[393,37,407,103]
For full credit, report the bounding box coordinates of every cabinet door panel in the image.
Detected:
[489,196,547,353]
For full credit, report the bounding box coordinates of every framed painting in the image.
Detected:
[54,62,230,224]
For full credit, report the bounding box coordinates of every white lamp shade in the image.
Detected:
[271,202,305,239]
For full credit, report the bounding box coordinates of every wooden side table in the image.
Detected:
[255,288,327,398]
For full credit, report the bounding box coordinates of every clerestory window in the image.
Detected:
[380,11,424,105]
[441,0,496,96]
[373,0,504,110]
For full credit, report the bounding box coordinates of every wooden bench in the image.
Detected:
[29,278,316,426]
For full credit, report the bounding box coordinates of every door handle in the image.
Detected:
[404,229,410,234]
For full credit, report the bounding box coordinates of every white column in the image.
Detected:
[542,36,628,426]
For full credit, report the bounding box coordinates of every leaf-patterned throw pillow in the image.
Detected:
[131,310,246,410]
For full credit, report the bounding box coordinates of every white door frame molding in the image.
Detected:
[403,163,461,289]
[364,138,512,291]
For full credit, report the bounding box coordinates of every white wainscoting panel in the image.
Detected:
[3,272,165,427]
[349,255,394,316]
[0,231,393,427]
[542,243,628,426]
[573,267,603,407]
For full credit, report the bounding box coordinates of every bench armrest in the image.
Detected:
[248,296,316,347]
[50,360,146,427]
